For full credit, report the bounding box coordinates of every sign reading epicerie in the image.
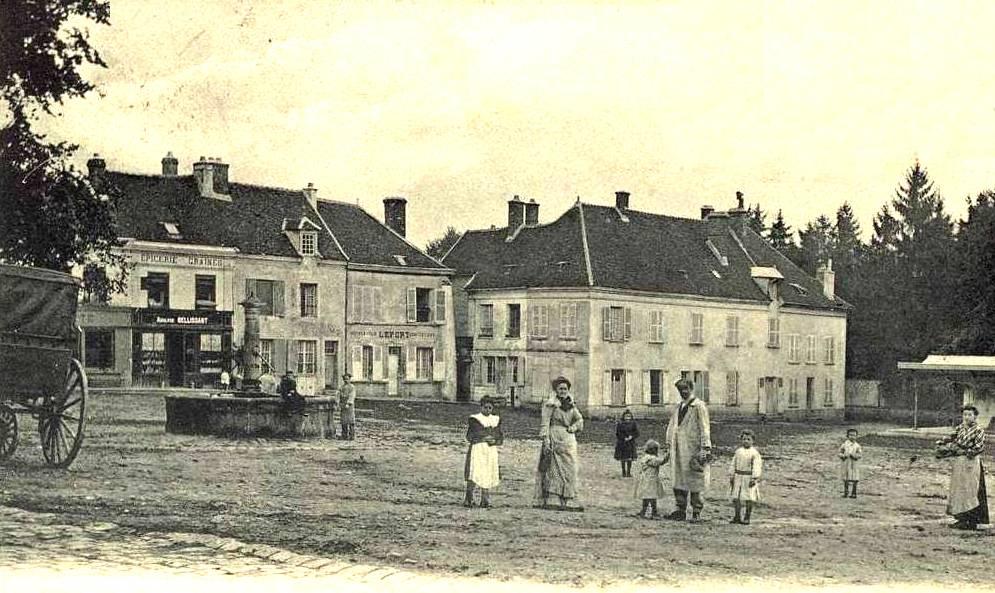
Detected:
[134,251,228,269]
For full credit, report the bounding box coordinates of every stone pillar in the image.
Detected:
[240,295,264,393]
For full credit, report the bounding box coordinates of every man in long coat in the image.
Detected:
[665,378,712,522]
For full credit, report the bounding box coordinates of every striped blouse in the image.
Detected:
[942,423,987,457]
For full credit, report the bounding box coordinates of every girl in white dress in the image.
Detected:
[729,430,763,524]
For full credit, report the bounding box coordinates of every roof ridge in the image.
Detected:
[581,202,701,223]
[577,201,595,286]
[308,200,351,261]
[349,202,449,269]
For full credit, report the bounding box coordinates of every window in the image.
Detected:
[726,371,739,406]
[602,306,631,342]
[693,370,710,402]
[824,377,834,406]
[142,272,169,309]
[649,311,665,343]
[84,330,114,370]
[479,304,494,337]
[610,369,627,404]
[297,340,317,374]
[824,336,836,365]
[435,289,446,322]
[195,275,216,310]
[507,304,521,338]
[259,340,274,374]
[531,304,550,338]
[806,335,817,364]
[484,356,496,384]
[416,347,434,380]
[300,283,317,318]
[200,333,221,352]
[788,334,801,364]
[560,303,578,339]
[649,370,663,404]
[725,316,739,347]
[415,288,433,322]
[767,316,780,348]
[788,378,799,407]
[351,285,383,322]
[246,279,285,316]
[689,312,704,345]
[162,222,182,239]
[362,345,374,381]
[301,231,317,256]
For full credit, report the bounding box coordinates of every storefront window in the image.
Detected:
[200,333,223,374]
[134,331,166,386]
[362,345,374,380]
[416,347,434,380]
[84,330,114,370]
[195,275,216,310]
[297,340,317,374]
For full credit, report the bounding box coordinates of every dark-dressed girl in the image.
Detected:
[614,409,639,477]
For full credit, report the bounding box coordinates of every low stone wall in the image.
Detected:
[164,394,337,438]
[844,405,955,426]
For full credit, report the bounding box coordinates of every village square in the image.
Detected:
[5,1,995,592]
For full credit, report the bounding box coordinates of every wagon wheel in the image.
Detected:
[0,403,17,461]
[38,358,87,468]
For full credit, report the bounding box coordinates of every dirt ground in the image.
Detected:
[1,393,993,588]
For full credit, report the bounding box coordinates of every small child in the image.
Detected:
[839,428,862,498]
[729,429,763,525]
[633,439,669,518]
[614,409,640,477]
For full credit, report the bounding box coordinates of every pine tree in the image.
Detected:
[426,226,462,260]
[944,191,995,354]
[797,215,834,274]
[747,204,767,236]
[767,210,794,249]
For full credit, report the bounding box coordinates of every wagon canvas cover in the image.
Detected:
[0,264,81,342]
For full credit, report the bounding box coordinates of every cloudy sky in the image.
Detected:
[45,0,995,248]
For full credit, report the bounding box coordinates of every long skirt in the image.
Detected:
[465,443,500,489]
[534,437,579,502]
[948,457,990,526]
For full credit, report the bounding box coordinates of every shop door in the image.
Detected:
[387,346,401,396]
[455,338,473,401]
[166,333,184,387]
[324,341,338,390]
[765,377,779,414]
[805,377,815,409]
[611,370,626,405]
[495,357,507,396]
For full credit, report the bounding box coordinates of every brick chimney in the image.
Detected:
[816,259,836,300]
[86,153,106,180]
[615,191,630,210]
[303,183,318,210]
[525,199,539,226]
[508,195,525,231]
[727,190,750,233]
[384,197,407,237]
[161,152,178,176]
[193,157,230,201]
[700,205,714,220]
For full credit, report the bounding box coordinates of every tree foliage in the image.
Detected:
[425,226,462,260]
[943,191,995,354]
[767,209,795,250]
[0,0,125,301]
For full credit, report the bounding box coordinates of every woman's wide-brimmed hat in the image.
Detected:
[551,376,571,390]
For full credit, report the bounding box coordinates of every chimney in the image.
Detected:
[384,197,407,237]
[161,152,178,176]
[727,191,750,233]
[525,199,539,226]
[816,259,836,300]
[303,183,318,210]
[193,156,230,200]
[700,205,714,220]
[615,191,630,210]
[86,153,106,180]
[508,195,525,231]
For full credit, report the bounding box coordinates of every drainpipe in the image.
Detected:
[913,378,918,430]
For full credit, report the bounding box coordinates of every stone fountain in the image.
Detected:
[163,296,336,438]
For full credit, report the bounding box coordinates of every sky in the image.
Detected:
[43,0,995,249]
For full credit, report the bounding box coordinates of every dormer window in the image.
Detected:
[301,231,317,256]
[161,222,182,239]
[789,283,809,296]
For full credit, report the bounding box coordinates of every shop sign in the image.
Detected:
[134,309,233,328]
[133,251,228,269]
[350,327,437,341]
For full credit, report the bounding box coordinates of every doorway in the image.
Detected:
[611,369,626,405]
[387,346,402,396]
[763,377,779,414]
[324,340,338,391]
[805,377,815,409]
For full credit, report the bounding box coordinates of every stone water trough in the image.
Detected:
[164,393,336,438]
[163,295,335,439]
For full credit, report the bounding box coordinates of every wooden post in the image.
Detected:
[913,377,918,430]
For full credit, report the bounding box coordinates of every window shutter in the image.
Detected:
[472,358,480,386]
[703,371,710,402]
[625,369,634,404]
[351,345,363,378]
[349,285,359,321]
[601,370,611,406]
[432,348,444,382]
[602,307,610,341]
[435,290,446,322]
[406,287,417,322]
[623,307,633,341]
[288,340,300,374]
[273,281,285,316]
[373,287,383,322]
[642,370,651,404]
[373,345,384,380]
[245,278,257,299]
[273,339,288,375]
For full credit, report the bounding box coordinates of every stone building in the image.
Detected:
[78,154,454,398]
[443,192,850,418]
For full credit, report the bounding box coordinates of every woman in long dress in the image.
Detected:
[464,396,503,508]
[936,405,990,530]
[534,376,584,511]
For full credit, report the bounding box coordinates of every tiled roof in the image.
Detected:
[315,201,446,269]
[444,201,850,311]
[107,172,344,260]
